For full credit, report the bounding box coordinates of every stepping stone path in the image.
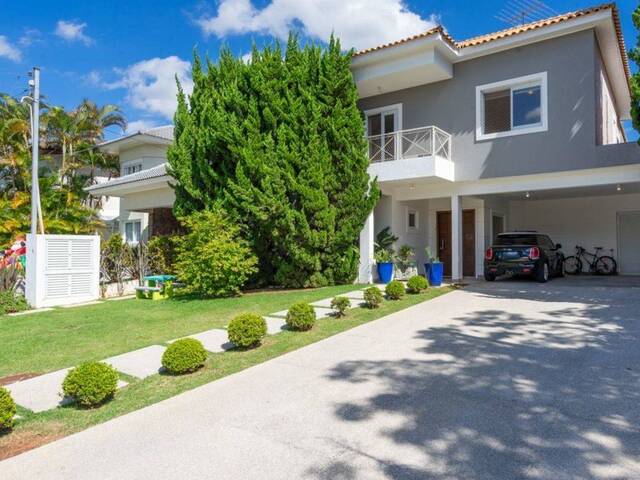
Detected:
[6,368,127,413]
[104,345,167,379]
[263,316,287,335]
[6,286,380,412]
[170,329,234,353]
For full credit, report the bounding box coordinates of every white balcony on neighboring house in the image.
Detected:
[366,126,455,184]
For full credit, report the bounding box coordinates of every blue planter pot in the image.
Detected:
[377,262,394,284]
[425,262,444,287]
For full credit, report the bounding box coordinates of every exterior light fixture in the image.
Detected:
[525,191,531,198]
[616,184,622,192]
[409,184,415,190]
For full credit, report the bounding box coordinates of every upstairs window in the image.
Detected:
[476,72,547,140]
[124,163,143,175]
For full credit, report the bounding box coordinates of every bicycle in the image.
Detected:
[564,245,617,275]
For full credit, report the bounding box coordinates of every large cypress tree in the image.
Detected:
[168,34,379,287]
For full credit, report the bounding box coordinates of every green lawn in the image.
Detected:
[0,284,366,378]
[0,285,452,459]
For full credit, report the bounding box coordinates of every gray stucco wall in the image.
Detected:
[358,30,637,181]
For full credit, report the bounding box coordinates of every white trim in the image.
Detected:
[475,72,548,141]
[124,220,142,245]
[364,103,403,134]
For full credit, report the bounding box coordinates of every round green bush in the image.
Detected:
[162,338,208,374]
[62,362,119,408]
[286,303,316,331]
[228,313,267,348]
[385,280,406,300]
[406,275,429,293]
[0,387,16,430]
[331,296,351,317]
[363,287,383,309]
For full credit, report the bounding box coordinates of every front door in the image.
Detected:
[437,210,476,277]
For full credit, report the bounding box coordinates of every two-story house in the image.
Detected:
[87,4,640,280]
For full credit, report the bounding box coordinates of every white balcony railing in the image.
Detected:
[367,126,452,163]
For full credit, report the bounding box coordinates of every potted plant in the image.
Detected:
[374,248,395,284]
[395,244,417,280]
[424,246,444,287]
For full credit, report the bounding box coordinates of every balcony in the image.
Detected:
[366,126,455,184]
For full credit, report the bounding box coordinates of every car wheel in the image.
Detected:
[484,272,496,282]
[536,263,549,283]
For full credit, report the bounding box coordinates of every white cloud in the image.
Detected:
[126,119,160,134]
[106,56,193,120]
[0,36,21,62]
[55,20,93,45]
[18,28,42,47]
[195,0,438,50]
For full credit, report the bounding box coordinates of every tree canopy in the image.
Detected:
[168,35,379,287]
[0,94,126,245]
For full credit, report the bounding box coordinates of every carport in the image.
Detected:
[480,182,640,275]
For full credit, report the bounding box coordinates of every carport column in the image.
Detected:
[358,212,374,283]
[451,194,463,281]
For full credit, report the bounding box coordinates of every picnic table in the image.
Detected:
[135,274,181,300]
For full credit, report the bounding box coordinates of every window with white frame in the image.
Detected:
[406,208,419,232]
[476,72,547,140]
[123,163,143,175]
[124,221,141,244]
[364,104,402,162]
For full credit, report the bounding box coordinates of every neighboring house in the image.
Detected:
[85,126,176,243]
[87,4,640,280]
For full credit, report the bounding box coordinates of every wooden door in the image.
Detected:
[437,210,476,278]
[463,210,476,277]
[437,212,452,276]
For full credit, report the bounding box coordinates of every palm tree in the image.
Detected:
[0,94,33,193]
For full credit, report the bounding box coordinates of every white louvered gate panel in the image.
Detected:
[26,234,100,307]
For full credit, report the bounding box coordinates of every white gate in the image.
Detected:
[26,234,100,308]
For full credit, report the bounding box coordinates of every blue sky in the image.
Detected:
[0,0,638,140]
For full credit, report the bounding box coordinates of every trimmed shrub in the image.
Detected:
[330,296,351,317]
[62,362,119,408]
[406,275,429,293]
[228,313,267,348]
[286,303,316,331]
[0,290,28,315]
[175,209,258,297]
[385,280,405,300]
[162,338,208,374]
[363,287,383,309]
[0,387,16,430]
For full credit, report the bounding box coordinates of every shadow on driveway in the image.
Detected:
[313,281,640,479]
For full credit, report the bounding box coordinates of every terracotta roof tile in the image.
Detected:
[353,3,630,88]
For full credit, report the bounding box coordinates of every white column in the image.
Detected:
[358,212,374,284]
[451,194,463,281]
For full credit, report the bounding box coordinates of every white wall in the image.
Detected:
[509,192,640,271]
[119,145,168,174]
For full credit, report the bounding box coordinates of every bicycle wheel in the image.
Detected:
[595,256,617,275]
[564,256,582,275]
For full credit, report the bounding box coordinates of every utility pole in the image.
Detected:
[29,67,40,236]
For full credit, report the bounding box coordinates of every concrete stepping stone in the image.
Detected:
[263,316,287,335]
[104,345,166,379]
[343,290,366,300]
[6,368,127,413]
[270,306,336,319]
[309,298,336,308]
[313,306,335,319]
[171,329,235,353]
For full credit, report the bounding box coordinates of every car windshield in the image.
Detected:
[495,234,538,246]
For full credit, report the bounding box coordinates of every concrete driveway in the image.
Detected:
[2,280,640,479]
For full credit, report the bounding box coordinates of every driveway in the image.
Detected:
[2,281,640,479]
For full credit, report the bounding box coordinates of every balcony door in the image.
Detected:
[366,105,401,162]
